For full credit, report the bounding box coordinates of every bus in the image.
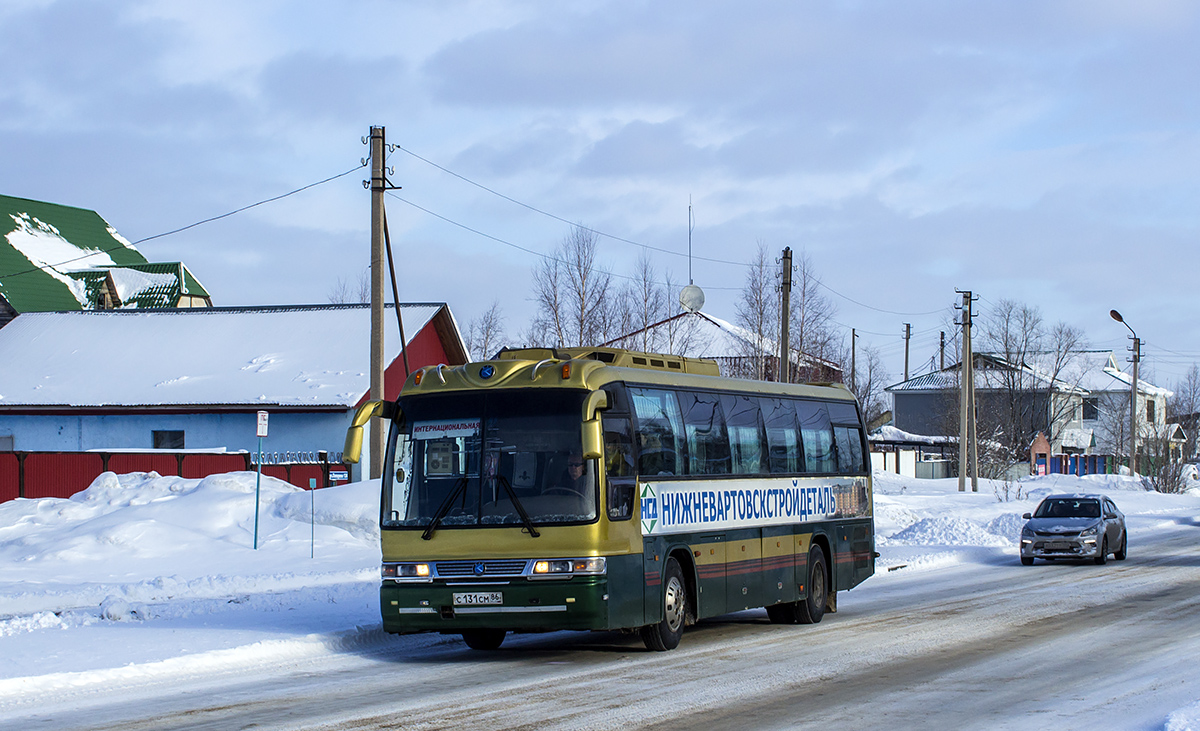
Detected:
[344,346,874,651]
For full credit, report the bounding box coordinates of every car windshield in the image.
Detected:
[1034,498,1101,519]
[382,390,597,529]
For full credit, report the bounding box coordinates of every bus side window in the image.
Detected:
[797,401,836,474]
[604,415,635,520]
[722,393,766,475]
[680,391,730,475]
[631,388,686,476]
[834,426,866,474]
[761,397,801,474]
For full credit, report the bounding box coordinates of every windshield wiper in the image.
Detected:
[496,475,540,538]
[422,477,468,541]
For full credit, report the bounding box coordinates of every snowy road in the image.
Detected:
[12,519,1200,731]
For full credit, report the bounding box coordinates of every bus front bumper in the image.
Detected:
[380,576,610,633]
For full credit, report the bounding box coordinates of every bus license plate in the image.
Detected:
[453,592,503,606]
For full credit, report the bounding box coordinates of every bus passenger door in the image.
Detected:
[691,534,726,618]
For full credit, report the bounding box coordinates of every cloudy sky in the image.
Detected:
[3,0,1198,387]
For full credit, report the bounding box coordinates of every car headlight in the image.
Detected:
[1021,527,1035,537]
[1080,526,1099,537]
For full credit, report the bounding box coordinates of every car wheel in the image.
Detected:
[1093,537,1108,565]
[1021,556,1034,566]
[797,547,828,625]
[462,629,506,650]
[1114,532,1127,561]
[641,558,686,651]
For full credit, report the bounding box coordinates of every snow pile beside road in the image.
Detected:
[1168,700,1200,731]
[1,467,1198,726]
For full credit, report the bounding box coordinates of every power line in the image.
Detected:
[3,163,367,279]
[386,192,741,291]
[394,143,945,318]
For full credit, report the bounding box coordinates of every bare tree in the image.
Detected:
[465,301,506,361]
[610,253,667,353]
[846,341,890,428]
[786,250,839,374]
[734,242,777,380]
[1169,364,1200,462]
[528,226,614,348]
[328,267,370,304]
[975,298,1088,476]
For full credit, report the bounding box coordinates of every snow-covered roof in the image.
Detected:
[870,425,955,445]
[610,310,841,372]
[0,194,213,313]
[0,304,455,408]
[886,350,1170,398]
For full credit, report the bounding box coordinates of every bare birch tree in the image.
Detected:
[734,242,777,380]
[465,301,506,361]
[528,226,614,348]
[786,250,839,373]
[328,267,370,304]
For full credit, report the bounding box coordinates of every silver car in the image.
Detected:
[1020,494,1127,565]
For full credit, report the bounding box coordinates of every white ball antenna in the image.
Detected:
[679,284,705,313]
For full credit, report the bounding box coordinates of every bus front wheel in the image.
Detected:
[462,629,506,650]
[641,558,686,651]
[797,547,828,625]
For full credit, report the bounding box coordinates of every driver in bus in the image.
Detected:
[552,452,589,496]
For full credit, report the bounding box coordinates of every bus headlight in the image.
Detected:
[531,557,606,577]
[383,563,431,580]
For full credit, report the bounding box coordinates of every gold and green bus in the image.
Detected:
[345,347,873,651]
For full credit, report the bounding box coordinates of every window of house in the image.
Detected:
[153,430,185,449]
[1082,398,1098,421]
[1147,400,1155,422]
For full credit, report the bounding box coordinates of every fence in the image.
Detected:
[0,451,351,503]
[1034,453,1112,477]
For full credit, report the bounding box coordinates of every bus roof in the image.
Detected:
[403,347,856,403]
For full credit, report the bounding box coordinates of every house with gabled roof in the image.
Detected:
[604,310,843,383]
[0,194,211,326]
[885,350,1174,460]
[0,303,468,485]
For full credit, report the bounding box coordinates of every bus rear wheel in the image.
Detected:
[462,629,506,650]
[797,547,828,625]
[641,558,686,651]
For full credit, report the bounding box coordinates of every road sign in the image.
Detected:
[256,411,269,438]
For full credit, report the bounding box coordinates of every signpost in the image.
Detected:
[254,411,268,550]
[309,477,316,558]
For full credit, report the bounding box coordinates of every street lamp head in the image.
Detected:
[1110,309,1124,323]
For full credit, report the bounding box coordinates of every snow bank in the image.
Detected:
[1169,701,1200,731]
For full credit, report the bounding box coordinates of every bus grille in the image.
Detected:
[435,559,529,577]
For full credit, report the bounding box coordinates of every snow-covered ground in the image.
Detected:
[0,469,1198,729]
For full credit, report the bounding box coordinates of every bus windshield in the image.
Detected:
[383,390,597,529]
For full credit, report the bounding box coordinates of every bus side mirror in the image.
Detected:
[581,390,610,461]
[343,401,400,464]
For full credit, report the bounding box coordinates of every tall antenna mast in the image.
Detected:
[688,196,695,285]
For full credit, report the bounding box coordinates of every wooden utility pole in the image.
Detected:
[957,290,978,492]
[779,247,792,383]
[903,323,911,381]
[939,331,945,370]
[850,328,857,393]
[368,126,386,479]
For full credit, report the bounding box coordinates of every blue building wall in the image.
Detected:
[0,410,365,477]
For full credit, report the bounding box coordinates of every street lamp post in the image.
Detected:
[1110,310,1140,474]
